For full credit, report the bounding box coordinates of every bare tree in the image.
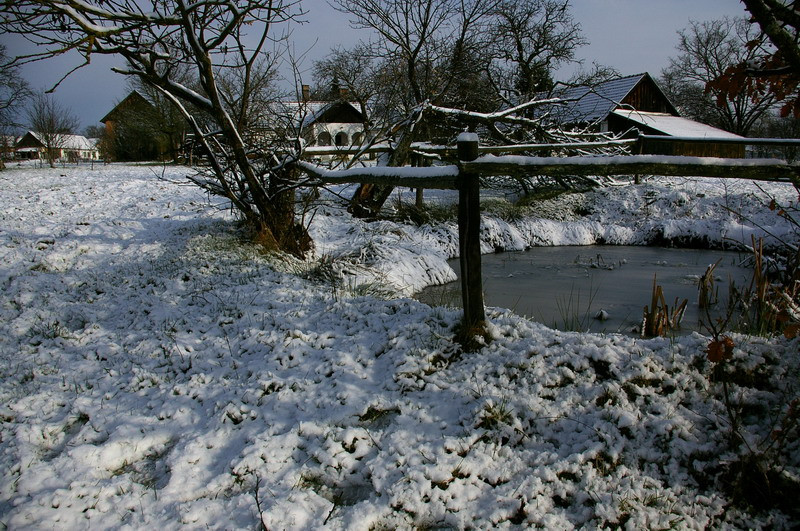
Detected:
[0,44,32,169]
[27,93,79,167]
[312,44,383,132]
[660,17,775,136]
[1,0,312,256]
[488,0,585,104]
[334,0,501,216]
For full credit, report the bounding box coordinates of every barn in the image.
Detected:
[545,73,745,158]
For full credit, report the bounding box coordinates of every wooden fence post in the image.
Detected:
[457,133,487,346]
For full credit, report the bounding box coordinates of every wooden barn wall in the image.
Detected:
[622,81,675,114]
[641,139,746,158]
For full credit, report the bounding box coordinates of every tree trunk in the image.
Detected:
[265,167,313,257]
[348,120,417,218]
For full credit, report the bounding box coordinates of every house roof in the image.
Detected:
[19,131,98,150]
[545,73,676,125]
[611,110,743,139]
[282,101,364,128]
[100,91,155,123]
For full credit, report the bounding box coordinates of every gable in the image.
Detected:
[619,75,677,115]
[15,131,44,149]
[101,91,155,124]
[310,102,363,124]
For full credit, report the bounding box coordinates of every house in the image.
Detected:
[100,91,177,161]
[544,73,745,158]
[15,131,100,161]
[287,85,366,154]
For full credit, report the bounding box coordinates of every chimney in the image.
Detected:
[339,87,350,100]
[302,84,311,102]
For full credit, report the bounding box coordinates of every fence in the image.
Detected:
[297,134,800,344]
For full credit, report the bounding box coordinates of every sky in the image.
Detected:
[1,0,750,132]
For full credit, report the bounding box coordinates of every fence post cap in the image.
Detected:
[457,132,479,143]
[457,133,479,162]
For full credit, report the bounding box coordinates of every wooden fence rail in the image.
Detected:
[302,138,638,158]
[461,154,800,183]
[296,135,800,347]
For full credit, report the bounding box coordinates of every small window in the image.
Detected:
[334,132,349,147]
[317,132,332,146]
[352,132,364,145]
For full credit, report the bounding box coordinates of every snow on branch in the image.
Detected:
[422,98,567,128]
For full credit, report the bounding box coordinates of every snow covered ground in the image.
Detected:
[1,162,798,529]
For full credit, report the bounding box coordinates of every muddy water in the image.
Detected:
[415,246,753,335]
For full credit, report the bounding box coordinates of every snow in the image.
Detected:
[298,160,460,182]
[457,132,479,143]
[611,110,744,139]
[1,162,798,529]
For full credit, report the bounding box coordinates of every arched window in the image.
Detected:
[317,132,332,146]
[352,132,364,146]
[334,131,349,147]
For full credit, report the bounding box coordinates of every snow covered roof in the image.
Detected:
[611,110,743,139]
[21,132,98,150]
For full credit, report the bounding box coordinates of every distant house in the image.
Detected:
[288,85,366,153]
[15,131,100,161]
[544,73,745,158]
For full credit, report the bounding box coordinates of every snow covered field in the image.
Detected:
[1,163,798,529]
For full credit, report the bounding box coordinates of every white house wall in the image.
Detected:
[312,123,365,147]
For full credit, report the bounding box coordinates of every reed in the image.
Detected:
[642,274,688,337]
[698,258,722,309]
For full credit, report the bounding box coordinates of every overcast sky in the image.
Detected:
[2,0,750,132]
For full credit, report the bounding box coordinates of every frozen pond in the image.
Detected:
[416,246,754,335]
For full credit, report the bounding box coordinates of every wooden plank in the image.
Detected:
[461,155,800,183]
[300,135,799,158]
[476,139,637,154]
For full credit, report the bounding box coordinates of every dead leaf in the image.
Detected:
[706,336,735,363]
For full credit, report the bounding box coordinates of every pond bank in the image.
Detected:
[415,245,753,335]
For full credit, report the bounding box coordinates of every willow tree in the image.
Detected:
[1,0,311,256]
